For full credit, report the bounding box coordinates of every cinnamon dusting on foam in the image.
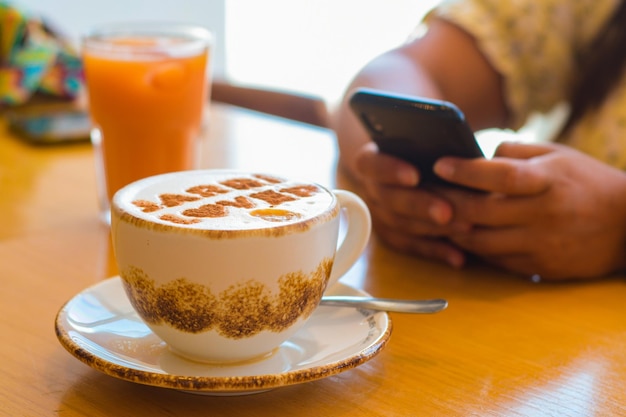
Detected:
[133,200,160,213]
[159,214,201,224]
[217,196,255,209]
[220,177,265,190]
[186,184,228,197]
[159,193,201,207]
[182,204,226,218]
[280,184,319,197]
[126,172,332,228]
[249,190,296,205]
[253,174,282,184]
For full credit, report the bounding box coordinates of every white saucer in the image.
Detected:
[55,276,392,395]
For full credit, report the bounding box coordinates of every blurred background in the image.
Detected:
[14,0,542,151]
[13,0,439,105]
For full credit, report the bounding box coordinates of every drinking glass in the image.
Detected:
[82,22,213,223]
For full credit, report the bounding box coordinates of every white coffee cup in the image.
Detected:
[111,169,371,363]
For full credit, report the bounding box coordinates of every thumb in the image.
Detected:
[494,141,561,159]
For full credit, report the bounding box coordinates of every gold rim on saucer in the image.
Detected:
[55,276,392,395]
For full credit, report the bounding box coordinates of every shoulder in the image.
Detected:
[421,0,621,128]
[427,0,618,48]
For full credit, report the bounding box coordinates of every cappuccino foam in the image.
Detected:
[113,170,335,231]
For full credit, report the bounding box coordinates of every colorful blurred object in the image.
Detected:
[0,2,82,106]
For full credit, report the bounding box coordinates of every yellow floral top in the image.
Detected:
[427,0,626,168]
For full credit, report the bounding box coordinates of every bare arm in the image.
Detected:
[331,16,626,279]
[332,18,508,178]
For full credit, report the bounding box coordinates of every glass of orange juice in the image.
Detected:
[82,23,213,224]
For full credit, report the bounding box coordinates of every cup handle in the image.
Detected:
[328,189,372,287]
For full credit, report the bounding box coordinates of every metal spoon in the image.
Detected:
[319,296,448,314]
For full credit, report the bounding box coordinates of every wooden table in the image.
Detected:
[2,103,626,417]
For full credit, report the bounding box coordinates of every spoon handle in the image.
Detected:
[319,296,448,314]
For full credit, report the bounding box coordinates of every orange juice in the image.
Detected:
[82,25,212,220]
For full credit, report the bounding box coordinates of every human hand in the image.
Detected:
[354,142,471,267]
[433,141,626,279]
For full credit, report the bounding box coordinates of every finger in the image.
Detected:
[449,226,529,256]
[356,142,419,186]
[433,156,551,195]
[375,226,467,268]
[369,201,471,237]
[440,191,545,226]
[364,183,457,225]
[493,141,560,159]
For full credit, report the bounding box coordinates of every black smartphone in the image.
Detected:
[349,87,484,188]
[7,109,91,145]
